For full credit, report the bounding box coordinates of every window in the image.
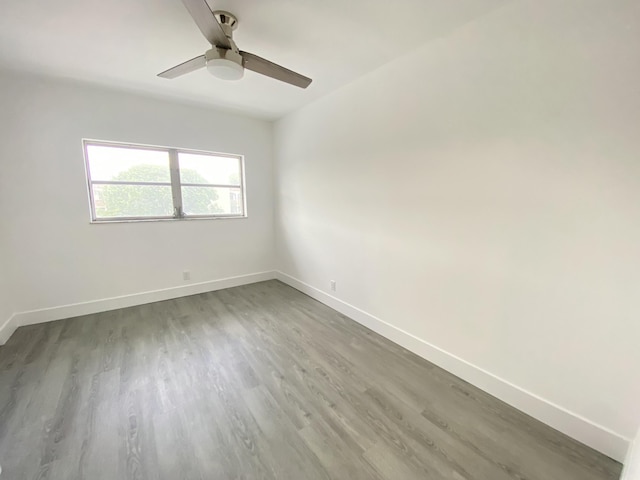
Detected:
[83,140,245,222]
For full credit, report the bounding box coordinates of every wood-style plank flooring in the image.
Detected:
[0,280,622,479]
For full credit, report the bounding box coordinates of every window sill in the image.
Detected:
[89,215,248,224]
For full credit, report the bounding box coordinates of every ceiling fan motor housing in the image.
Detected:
[213,11,238,37]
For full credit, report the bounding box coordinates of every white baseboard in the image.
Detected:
[0,271,276,345]
[275,271,630,462]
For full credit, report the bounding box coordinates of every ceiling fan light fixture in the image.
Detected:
[206,57,244,81]
[205,48,244,81]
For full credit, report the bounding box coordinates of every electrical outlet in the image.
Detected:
[330,280,336,291]
[183,271,191,281]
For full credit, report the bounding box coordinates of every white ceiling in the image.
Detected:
[0,0,510,119]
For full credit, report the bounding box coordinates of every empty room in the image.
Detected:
[0,0,639,479]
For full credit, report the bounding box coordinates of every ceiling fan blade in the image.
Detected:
[181,0,231,49]
[240,51,312,89]
[157,55,206,79]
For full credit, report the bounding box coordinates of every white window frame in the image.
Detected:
[83,139,247,223]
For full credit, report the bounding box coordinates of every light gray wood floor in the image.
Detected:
[0,280,622,479]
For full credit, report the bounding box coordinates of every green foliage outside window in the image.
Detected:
[96,164,221,217]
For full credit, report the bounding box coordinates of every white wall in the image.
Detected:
[0,256,15,343]
[274,0,640,461]
[0,141,16,341]
[0,266,13,327]
[624,429,640,480]
[0,69,274,332]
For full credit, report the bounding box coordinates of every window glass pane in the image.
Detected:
[182,187,243,216]
[87,145,170,182]
[178,152,241,185]
[93,184,173,218]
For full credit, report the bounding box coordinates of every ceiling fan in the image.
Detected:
[158,0,312,88]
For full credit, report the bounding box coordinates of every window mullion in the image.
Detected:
[169,149,183,218]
